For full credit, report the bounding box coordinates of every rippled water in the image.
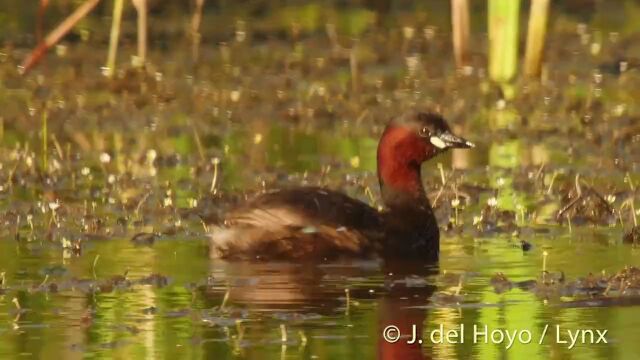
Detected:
[1,0,640,359]
[1,229,638,359]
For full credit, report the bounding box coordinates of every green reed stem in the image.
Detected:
[106,0,124,77]
[488,0,520,83]
[42,109,48,172]
[132,0,147,66]
[524,0,550,78]
[451,0,470,68]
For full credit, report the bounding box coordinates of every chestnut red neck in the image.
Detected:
[377,125,433,208]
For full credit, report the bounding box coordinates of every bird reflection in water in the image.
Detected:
[204,260,437,359]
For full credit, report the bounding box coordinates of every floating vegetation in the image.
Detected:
[0,1,639,358]
[623,226,640,245]
[556,175,616,225]
[490,266,640,306]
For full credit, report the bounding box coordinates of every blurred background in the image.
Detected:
[0,1,639,359]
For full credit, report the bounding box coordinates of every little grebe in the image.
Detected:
[210,112,474,261]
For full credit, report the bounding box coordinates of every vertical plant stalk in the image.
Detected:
[20,0,101,75]
[189,118,206,162]
[92,254,100,279]
[451,0,470,68]
[350,42,359,95]
[42,109,48,172]
[488,0,520,82]
[210,158,220,194]
[191,0,205,61]
[132,0,147,67]
[524,0,550,78]
[105,0,125,78]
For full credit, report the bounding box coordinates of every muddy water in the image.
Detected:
[1,1,640,359]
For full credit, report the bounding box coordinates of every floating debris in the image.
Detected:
[623,226,639,245]
[493,266,640,303]
[131,232,157,246]
[490,272,513,294]
[520,240,532,251]
[556,178,616,225]
[138,273,169,288]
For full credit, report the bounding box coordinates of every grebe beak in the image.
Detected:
[430,131,475,149]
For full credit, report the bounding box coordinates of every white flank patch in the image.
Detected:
[210,227,237,247]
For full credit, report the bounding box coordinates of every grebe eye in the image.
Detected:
[419,127,430,137]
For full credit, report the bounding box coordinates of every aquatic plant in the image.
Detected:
[105,0,125,78]
[488,0,520,83]
[20,0,101,75]
[451,0,470,69]
[524,0,550,78]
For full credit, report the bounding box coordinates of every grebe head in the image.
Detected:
[377,112,474,204]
